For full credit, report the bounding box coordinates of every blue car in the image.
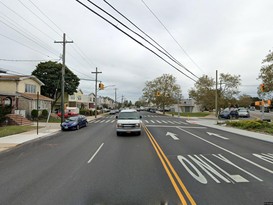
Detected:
[219,110,239,119]
[61,115,88,131]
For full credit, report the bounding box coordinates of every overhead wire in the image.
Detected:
[76,0,197,82]
[0,33,53,57]
[0,1,57,42]
[86,0,198,80]
[0,18,59,56]
[141,0,204,74]
[27,0,98,71]
[103,0,199,79]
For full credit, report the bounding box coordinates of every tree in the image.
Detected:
[218,73,241,108]
[189,73,241,111]
[258,50,273,99]
[237,94,253,108]
[142,74,182,114]
[189,75,215,111]
[32,61,80,108]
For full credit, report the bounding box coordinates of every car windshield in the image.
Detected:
[118,111,139,119]
[65,116,78,122]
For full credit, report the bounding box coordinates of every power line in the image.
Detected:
[103,0,199,79]
[0,18,59,56]
[88,0,198,79]
[76,0,197,82]
[141,0,204,73]
[0,58,59,62]
[0,33,53,57]
[18,0,62,38]
[0,1,57,42]
[26,0,97,70]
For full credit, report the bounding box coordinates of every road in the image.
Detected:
[0,111,272,205]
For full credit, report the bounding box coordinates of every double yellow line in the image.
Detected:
[143,125,196,205]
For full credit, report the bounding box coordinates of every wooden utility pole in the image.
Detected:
[54,33,73,123]
[92,67,102,118]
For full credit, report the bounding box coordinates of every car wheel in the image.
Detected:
[76,125,80,130]
[137,131,141,136]
[116,132,120,136]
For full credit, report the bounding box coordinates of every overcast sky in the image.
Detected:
[1,0,272,103]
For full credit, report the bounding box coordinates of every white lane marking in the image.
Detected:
[177,127,273,174]
[151,120,155,123]
[207,132,229,140]
[145,125,207,129]
[87,143,104,164]
[162,120,168,123]
[145,120,149,123]
[100,120,105,123]
[156,120,162,124]
[168,121,175,124]
[179,122,188,125]
[166,132,179,140]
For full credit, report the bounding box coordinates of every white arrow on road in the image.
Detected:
[207,132,229,140]
[166,132,179,140]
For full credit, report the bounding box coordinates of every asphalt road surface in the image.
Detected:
[0,111,272,205]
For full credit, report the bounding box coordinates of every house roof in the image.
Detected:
[20,93,53,101]
[0,75,44,86]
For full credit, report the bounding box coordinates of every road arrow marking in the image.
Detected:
[166,132,179,140]
[207,132,229,140]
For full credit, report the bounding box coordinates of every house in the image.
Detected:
[68,89,95,109]
[53,90,96,113]
[0,75,53,119]
[171,99,201,113]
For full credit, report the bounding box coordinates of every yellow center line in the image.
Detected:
[143,125,196,205]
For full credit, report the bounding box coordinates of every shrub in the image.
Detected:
[31,109,39,119]
[41,109,49,118]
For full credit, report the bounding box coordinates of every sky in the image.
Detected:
[0,0,273,103]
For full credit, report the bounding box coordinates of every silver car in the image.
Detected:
[116,109,142,136]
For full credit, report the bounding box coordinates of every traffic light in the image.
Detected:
[260,83,265,92]
[99,82,104,90]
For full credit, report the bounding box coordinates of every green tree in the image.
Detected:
[32,61,80,108]
[142,74,182,114]
[258,50,273,99]
[189,75,215,111]
[237,94,253,108]
[218,73,241,108]
[189,73,241,111]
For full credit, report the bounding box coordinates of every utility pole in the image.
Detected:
[92,67,102,118]
[215,70,218,118]
[114,88,117,109]
[54,33,73,123]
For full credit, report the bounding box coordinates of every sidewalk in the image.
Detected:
[0,115,102,153]
[191,118,273,143]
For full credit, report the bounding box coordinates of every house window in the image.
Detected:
[25,84,36,93]
[77,96,81,100]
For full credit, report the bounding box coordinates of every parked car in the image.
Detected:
[116,109,142,136]
[60,115,87,131]
[219,109,239,119]
[238,109,250,118]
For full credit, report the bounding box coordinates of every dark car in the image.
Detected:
[219,109,239,119]
[60,115,87,131]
